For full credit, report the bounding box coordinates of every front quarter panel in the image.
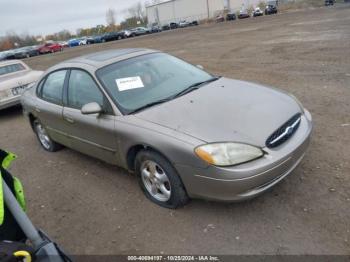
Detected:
[115,116,209,171]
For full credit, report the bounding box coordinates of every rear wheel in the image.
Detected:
[135,150,189,209]
[33,119,62,152]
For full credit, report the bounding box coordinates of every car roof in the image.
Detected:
[56,48,158,69]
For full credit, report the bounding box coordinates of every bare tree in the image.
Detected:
[128,2,146,23]
[106,8,116,26]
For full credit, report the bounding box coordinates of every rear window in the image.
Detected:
[0,63,26,76]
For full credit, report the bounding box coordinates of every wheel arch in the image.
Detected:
[126,144,174,172]
[28,113,37,131]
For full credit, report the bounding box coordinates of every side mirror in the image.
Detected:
[81,102,102,115]
[196,65,204,70]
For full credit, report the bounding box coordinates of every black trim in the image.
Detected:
[266,113,302,148]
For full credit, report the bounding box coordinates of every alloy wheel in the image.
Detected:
[35,122,51,150]
[141,160,171,202]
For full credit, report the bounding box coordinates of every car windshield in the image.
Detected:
[96,52,214,114]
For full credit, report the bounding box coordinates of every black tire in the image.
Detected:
[33,119,62,152]
[135,150,189,209]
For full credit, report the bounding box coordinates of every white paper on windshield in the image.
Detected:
[116,76,144,91]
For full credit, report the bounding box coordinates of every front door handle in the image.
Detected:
[64,115,74,124]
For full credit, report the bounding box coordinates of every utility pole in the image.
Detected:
[206,0,210,19]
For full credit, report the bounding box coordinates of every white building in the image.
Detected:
[146,0,261,26]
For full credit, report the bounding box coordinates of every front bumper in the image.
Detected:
[0,95,21,110]
[175,111,313,201]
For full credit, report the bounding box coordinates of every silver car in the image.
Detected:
[21,49,312,208]
[0,60,43,110]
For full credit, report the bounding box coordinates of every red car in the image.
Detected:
[38,42,63,54]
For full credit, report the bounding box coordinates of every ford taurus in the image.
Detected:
[21,49,312,208]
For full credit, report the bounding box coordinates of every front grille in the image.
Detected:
[266,113,302,148]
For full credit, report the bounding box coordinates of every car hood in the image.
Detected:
[135,78,302,147]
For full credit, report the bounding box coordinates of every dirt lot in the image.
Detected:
[1,4,349,255]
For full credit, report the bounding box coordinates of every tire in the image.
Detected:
[135,150,189,209]
[33,119,62,152]
[117,35,122,40]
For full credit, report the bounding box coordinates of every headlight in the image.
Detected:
[195,143,264,166]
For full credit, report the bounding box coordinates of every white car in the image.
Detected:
[79,38,88,45]
[0,60,43,110]
[179,20,190,27]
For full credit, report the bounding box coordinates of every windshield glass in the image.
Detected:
[96,52,213,114]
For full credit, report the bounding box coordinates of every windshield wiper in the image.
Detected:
[129,76,220,114]
[129,98,172,114]
[171,76,220,99]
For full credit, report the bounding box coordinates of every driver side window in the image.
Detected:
[67,70,111,113]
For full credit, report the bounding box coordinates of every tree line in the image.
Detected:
[0,2,148,52]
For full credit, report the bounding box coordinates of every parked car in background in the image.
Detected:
[149,25,162,33]
[130,27,150,37]
[0,52,6,61]
[38,42,63,54]
[170,22,179,29]
[1,50,15,60]
[253,7,264,17]
[120,30,132,38]
[325,0,334,5]
[189,20,199,26]
[59,41,69,48]
[215,14,225,22]
[0,51,11,61]
[238,10,250,19]
[0,60,42,109]
[162,24,171,31]
[226,11,237,21]
[68,38,81,47]
[78,37,88,45]
[179,20,190,28]
[265,1,278,15]
[13,46,40,59]
[85,36,95,44]
[21,49,312,209]
[101,31,125,42]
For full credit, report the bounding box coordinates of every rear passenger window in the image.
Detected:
[41,70,67,104]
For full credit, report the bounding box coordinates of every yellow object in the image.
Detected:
[195,148,215,164]
[14,250,32,262]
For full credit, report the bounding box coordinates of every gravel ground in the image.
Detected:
[1,4,349,255]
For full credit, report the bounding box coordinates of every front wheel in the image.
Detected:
[33,119,62,152]
[135,150,189,209]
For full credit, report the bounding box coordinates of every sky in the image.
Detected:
[0,0,149,36]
